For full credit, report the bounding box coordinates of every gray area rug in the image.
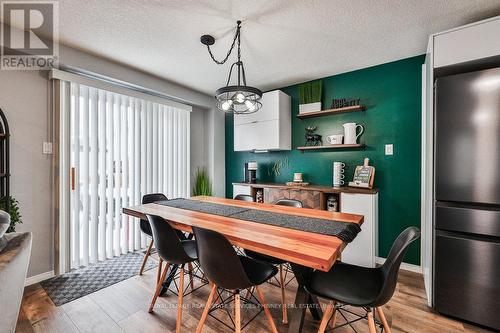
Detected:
[41,252,157,306]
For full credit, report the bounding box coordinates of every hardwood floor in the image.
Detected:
[16,268,493,333]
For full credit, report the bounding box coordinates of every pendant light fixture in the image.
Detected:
[201,20,262,114]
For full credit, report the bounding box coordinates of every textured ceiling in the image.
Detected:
[52,1,500,94]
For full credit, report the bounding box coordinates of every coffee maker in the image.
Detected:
[244,162,258,183]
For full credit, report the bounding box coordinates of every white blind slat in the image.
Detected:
[89,88,99,264]
[105,92,114,259]
[97,89,107,261]
[80,86,90,267]
[70,82,80,269]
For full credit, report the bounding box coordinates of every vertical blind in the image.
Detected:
[61,80,191,269]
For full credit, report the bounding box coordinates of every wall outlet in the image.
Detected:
[43,142,53,155]
[385,144,394,155]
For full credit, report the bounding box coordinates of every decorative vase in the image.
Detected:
[0,210,11,252]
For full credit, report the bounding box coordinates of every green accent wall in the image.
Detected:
[225,55,424,265]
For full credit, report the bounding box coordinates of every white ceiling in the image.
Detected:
[55,0,500,95]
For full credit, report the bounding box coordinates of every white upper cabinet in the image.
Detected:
[233,90,291,151]
[434,17,500,68]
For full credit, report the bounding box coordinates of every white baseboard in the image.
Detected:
[375,256,422,274]
[25,270,55,286]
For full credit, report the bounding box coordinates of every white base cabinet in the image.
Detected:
[340,193,378,268]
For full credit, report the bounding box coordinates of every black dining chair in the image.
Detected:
[233,194,254,202]
[242,198,303,324]
[146,214,198,333]
[140,193,194,283]
[193,226,279,333]
[306,227,420,333]
[273,198,303,208]
[139,193,168,281]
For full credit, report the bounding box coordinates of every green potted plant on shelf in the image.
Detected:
[299,80,322,114]
[0,196,22,233]
[192,168,213,196]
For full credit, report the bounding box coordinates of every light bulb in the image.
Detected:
[221,100,232,111]
[235,93,245,103]
[245,100,256,111]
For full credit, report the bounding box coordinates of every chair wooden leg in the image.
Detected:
[279,264,288,324]
[148,262,170,313]
[376,307,391,333]
[157,258,163,284]
[329,302,337,329]
[317,301,334,333]
[196,283,217,333]
[234,292,241,333]
[255,286,278,333]
[176,265,185,333]
[139,239,154,275]
[188,262,194,290]
[367,309,377,333]
[209,281,221,305]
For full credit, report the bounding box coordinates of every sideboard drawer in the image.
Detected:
[289,190,321,209]
[264,188,289,204]
[263,188,321,209]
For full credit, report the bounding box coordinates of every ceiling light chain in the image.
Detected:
[205,21,241,65]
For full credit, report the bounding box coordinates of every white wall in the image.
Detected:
[0,70,53,277]
[0,46,225,278]
[190,106,209,181]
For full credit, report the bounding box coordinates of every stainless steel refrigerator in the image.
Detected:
[434,67,500,330]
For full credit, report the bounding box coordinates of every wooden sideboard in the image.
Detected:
[232,182,379,267]
[233,182,378,210]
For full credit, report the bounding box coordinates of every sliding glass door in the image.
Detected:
[61,81,190,269]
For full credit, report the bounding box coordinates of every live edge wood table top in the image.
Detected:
[123,196,364,272]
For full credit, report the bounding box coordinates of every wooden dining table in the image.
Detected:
[123,196,364,333]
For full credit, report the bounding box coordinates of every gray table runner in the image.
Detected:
[156,198,361,243]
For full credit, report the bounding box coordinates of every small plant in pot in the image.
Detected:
[192,168,213,196]
[0,196,21,233]
[0,196,21,252]
[299,80,322,114]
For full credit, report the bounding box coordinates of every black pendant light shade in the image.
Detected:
[201,21,263,114]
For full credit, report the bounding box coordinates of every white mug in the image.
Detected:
[343,122,364,144]
[333,162,345,187]
[333,177,344,187]
[333,162,345,170]
[326,134,343,145]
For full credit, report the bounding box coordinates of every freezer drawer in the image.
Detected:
[434,232,500,330]
[435,203,500,237]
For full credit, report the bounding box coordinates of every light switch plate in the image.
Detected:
[43,142,53,154]
[385,144,393,155]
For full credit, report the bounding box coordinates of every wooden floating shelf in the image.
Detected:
[297,105,365,119]
[297,144,365,151]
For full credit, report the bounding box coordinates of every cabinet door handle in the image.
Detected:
[251,120,258,124]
